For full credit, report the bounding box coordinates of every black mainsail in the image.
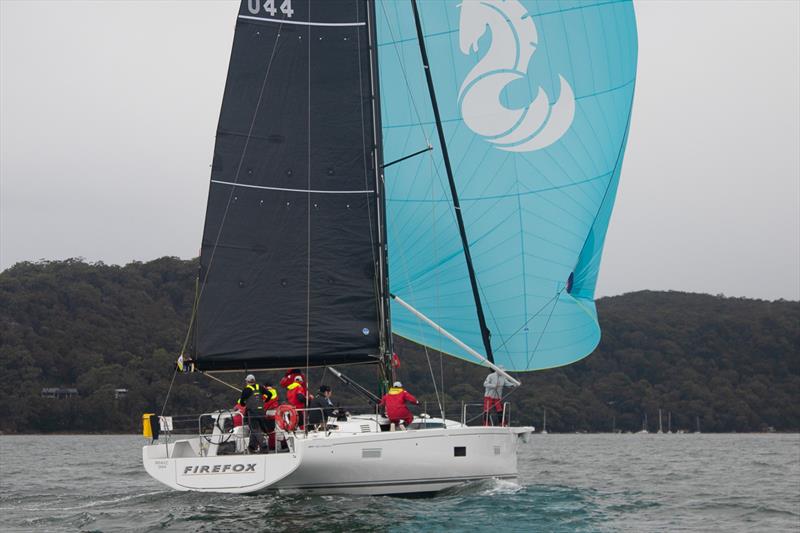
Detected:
[195,0,387,371]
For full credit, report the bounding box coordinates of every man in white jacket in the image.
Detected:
[483,367,516,426]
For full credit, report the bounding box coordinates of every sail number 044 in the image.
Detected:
[248,0,294,18]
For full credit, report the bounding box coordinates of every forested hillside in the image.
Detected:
[0,258,797,433]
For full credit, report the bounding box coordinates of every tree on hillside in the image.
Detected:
[0,260,797,433]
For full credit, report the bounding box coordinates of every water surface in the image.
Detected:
[1,434,797,532]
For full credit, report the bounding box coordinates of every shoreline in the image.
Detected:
[2,431,798,436]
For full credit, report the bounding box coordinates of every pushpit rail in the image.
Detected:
[460,401,512,426]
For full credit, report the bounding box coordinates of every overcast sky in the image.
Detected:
[1,0,798,301]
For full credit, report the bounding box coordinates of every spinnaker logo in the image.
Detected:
[458,0,575,152]
[182,463,257,475]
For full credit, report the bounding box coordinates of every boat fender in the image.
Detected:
[275,404,299,431]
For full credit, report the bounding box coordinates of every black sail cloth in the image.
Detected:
[195,0,385,371]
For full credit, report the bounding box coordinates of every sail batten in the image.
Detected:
[237,15,366,27]
[210,179,375,194]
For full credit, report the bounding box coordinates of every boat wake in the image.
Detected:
[0,490,168,512]
[443,477,524,497]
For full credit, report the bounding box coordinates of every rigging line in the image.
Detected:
[432,151,446,421]
[392,170,444,420]
[426,149,445,421]
[358,0,383,355]
[524,288,563,369]
[305,5,312,411]
[198,18,284,302]
[492,289,564,354]
[439,347,445,420]
[357,1,377,315]
[395,235,445,419]
[159,368,178,417]
[377,1,452,402]
[395,153,446,421]
[377,0,431,145]
[202,372,241,392]
[476,280,510,364]
[420,323,445,420]
[385,123,461,272]
[390,124,478,250]
[412,0,494,363]
[178,276,200,358]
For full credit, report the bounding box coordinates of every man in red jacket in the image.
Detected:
[286,375,312,428]
[379,381,419,427]
[280,369,305,389]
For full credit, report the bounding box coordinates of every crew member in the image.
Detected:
[280,368,305,389]
[483,366,516,426]
[308,385,347,427]
[286,375,311,428]
[238,374,268,452]
[262,382,279,449]
[379,381,419,428]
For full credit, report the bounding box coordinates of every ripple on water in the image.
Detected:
[1,434,798,533]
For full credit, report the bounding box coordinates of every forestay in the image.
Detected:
[377,0,638,370]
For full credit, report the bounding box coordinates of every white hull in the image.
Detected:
[143,415,532,495]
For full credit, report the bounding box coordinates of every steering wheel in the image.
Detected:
[201,409,234,445]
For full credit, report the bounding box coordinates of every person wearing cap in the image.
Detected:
[262,382,279,449]
[238,374,269,452]
[379,381,419,428]
[483,366,516,426]
[286,374,312,429]
[307,385,338,427]
[279,368,305,389]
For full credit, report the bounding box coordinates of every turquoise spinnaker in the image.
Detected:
[376,0,638,371]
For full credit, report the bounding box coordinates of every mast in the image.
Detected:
[410,0,495,363]
[366,0,392,361]
[366,0,393,392]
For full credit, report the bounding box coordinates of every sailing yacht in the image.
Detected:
[142,0,638,495]
[637,413,649,434]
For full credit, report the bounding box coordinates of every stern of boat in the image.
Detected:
[142,411,302,494]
